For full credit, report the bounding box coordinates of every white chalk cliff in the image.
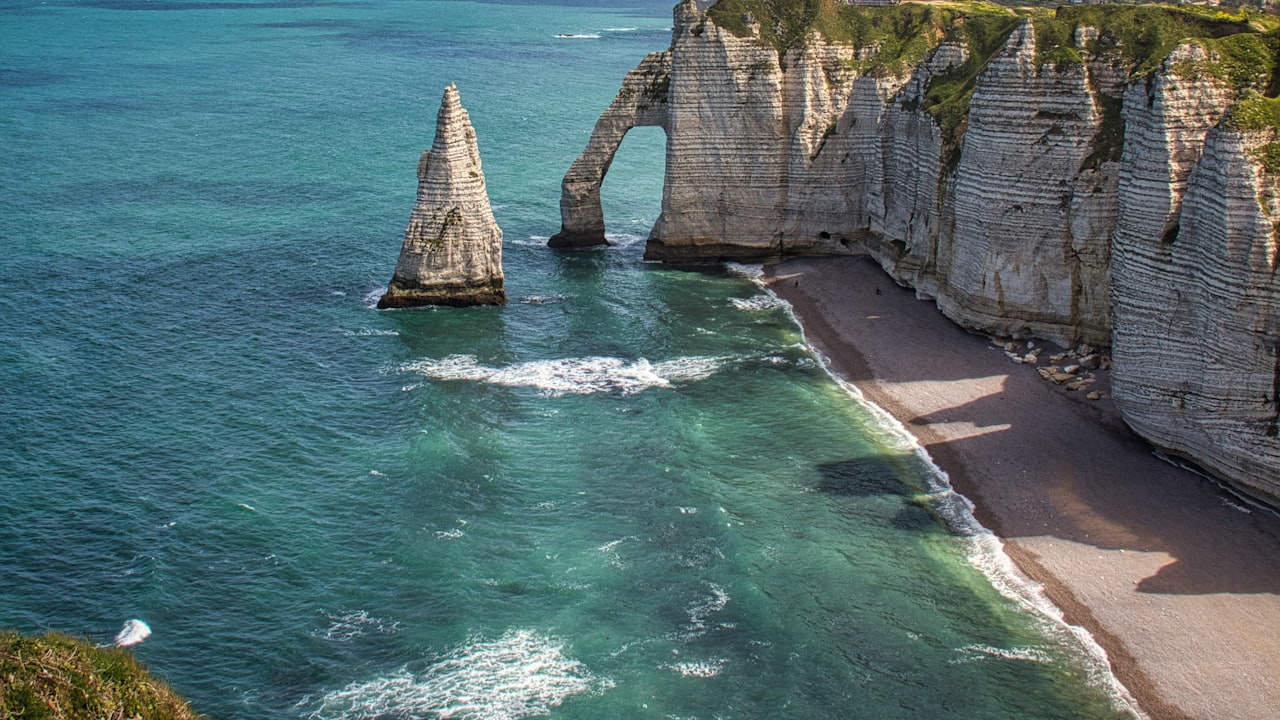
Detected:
[554,1,1280,503]
[380,84,504,308]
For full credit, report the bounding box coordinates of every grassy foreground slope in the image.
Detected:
[1,631,203,720]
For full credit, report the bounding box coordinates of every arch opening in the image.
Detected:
[599,126,667,247]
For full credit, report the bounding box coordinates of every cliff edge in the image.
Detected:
[555,1,1280,503]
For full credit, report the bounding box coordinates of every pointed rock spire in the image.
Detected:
[378,83,505,308]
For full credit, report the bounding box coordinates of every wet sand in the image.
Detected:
[764,255,1280,720]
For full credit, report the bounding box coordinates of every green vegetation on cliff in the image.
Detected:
[920,12,1024,143]
[706,1,1280,149]
[1226,91,1280,173]
[709,0,1016,75]
[1,631,203,720]
[707,0,1022,143]
[708,0,1278,78]
[1230,90,1280,131]
[1030,4,1278,74]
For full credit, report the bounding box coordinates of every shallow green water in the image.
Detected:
[0,0,1133,717]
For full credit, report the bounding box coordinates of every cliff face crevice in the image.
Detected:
[554,0,1280,502]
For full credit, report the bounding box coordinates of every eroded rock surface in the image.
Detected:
[380,84,504,308]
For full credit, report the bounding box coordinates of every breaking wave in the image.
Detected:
[363,287,386,309]
[111,619,151,648]
[315,610,400,643]
[306,629,610,720]
[400,355,731,397]
[730,294,788,312]
[341,328,399,337]
[951,644,1051,665]
[603,232,646,247]
[723,262,764,280]
[681,583,730,640]
[662,658,728,678]
[517,294,566,305]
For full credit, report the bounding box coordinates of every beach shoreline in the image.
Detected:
[763,255,1280,720]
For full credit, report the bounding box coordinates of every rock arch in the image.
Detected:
[548,51,671,248]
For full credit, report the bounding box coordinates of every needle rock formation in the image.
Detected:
[379,84,505,308]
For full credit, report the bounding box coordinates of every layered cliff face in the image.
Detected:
[380,84,504,308]
[555,1,1280,501]
[1112,92,1280,499]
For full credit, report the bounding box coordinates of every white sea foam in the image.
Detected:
[729,294,788,312]
[662,658,727,678]
[951,644,1051,665]
[603,232,646,247]
[306,629,610,720]
[435,528,465,540]
[554,32,601,39]
[342,328,399,337]
[518,294,566,305]
[111,619,151,648]
[603,26,637,31]
[681,584,729,640]
[723,262,764,280]
[363,287,386,309]
[400,354,730,397]
[316,610,400,643]
[598,536,639,553]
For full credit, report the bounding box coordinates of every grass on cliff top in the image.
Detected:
[1229,91,1280,131]
[1,630,203,720]
[1029,4,1279,76]
[708,1,1279,81]
[707,0,1022,140]
[707,1,1280,140]
[708,0,1015,75]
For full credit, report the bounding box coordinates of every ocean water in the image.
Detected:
[0,1,1134,718]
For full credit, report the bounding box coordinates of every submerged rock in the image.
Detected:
[379,84,504,308]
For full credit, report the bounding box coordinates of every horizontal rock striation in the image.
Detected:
[938,20,1114,346]
[1112,88,1280,501]
[380,84,504,308]
[556,0,1280,501]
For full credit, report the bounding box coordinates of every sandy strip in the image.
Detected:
[764,255,1280,720]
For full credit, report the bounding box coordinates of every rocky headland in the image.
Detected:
[380,83,505,308]
[554,0,1280,506]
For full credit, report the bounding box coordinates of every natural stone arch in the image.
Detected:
[548,51,671,248]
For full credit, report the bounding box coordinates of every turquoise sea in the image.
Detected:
[2,1,1134,717]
